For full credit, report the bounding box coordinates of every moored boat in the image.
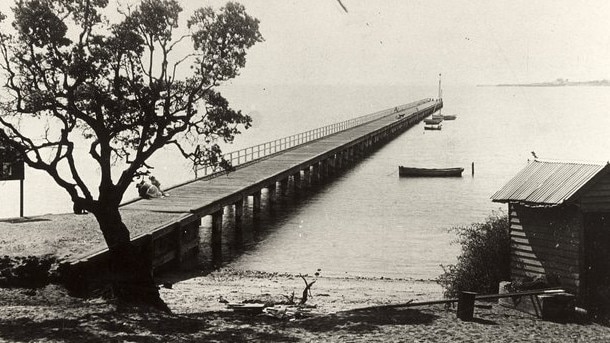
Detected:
[442,115,457,120]
[423,118,443,125]
[398,166,464,177]
[424,123,442,130]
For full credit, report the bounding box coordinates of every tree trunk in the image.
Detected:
[94,206,170,313]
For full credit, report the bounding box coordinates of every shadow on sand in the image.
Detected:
[0,306,438,342]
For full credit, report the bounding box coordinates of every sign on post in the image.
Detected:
[0,144,25,217]
[0,145,24,181]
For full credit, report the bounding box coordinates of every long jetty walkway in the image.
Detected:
[67,98,441,288]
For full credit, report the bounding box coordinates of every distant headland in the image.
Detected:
[478,78,610,87]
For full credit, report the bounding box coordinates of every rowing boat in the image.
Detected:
[423,118,443,125]
[398,166,464,177]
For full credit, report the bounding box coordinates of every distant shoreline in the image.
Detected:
[477,79,610,87]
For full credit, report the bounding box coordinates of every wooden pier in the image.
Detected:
[65,98,441,290]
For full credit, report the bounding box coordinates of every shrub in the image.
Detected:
[437,212,510,298]
[0,255,59,288]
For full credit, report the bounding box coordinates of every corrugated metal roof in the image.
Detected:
[491,160,609,205]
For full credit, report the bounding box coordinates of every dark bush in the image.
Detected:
[437,212,510,298]
[0,255,60,288]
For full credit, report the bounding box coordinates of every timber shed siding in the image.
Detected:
[492,160,610,307]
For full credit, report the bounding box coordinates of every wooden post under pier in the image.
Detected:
[211,209,224,266]
[267,183,276,202]
[311,164,320,183]
[293,172,302,190]
[252,191,261,216]
[234,201,243,247]
[280,178,289,195]
[302,168,310,187]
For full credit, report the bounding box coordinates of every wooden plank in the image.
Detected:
[511,244,579,261]
[511,255,578,274]
[511,222,578,237]
[511,236,579,252]
[153,250,176,268]
[510,226,579,242]
[581,189,610,197]
[579,202,610,212]
[512,249,578,266]
[511,260,579,280]
[511,269,580,289]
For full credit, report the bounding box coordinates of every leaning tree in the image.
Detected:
[0,0,262,310]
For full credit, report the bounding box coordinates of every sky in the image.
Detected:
[1,0,610,86]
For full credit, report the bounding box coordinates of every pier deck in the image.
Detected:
[123,99,436,216]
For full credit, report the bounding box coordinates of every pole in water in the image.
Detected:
[471,162,475,177]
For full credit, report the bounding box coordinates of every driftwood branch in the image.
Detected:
[299,274,316,305]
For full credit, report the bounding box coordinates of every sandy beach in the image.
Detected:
[1,267,610,342]
[1,212,610,342]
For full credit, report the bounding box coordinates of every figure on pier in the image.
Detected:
[150,176,169,197]
[136,180,163,199]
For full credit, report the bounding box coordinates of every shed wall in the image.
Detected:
[509,203,582,293]
[579,172,610,212]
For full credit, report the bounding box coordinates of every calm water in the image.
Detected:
[3,84,610,280]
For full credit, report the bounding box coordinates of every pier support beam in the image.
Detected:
[234,201,243,246]
[323,159,330,178]
[211,209,224,266]
[328,156,336,175]
[303,168,310,187]
[280,178,289,195]
[252,190,262,215]
[293,172,302,191]
[312,163,320,183]
[269,183,277,202]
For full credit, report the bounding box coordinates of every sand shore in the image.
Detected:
[1,212,610,341]
[1,267,610,342]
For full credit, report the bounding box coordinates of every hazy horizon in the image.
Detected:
[1,1,609,88]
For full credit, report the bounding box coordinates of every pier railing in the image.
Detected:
[195,98,432,177]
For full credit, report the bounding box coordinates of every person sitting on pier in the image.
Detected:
[149,175,169,197]
[136,180,163,199]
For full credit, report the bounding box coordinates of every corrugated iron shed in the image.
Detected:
[491,160,609,205]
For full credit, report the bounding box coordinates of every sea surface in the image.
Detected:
[2,84,610,280]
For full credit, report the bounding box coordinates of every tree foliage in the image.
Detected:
[0,0,263,215]
[436,212,511,298]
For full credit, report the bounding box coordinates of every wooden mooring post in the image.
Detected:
[456,291,477,320]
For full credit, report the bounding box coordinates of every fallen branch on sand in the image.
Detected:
[299,274,316,305]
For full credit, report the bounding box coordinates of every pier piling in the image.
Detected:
[234,201,243,246]
[211,209,224,265]
[252,191,261,215]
